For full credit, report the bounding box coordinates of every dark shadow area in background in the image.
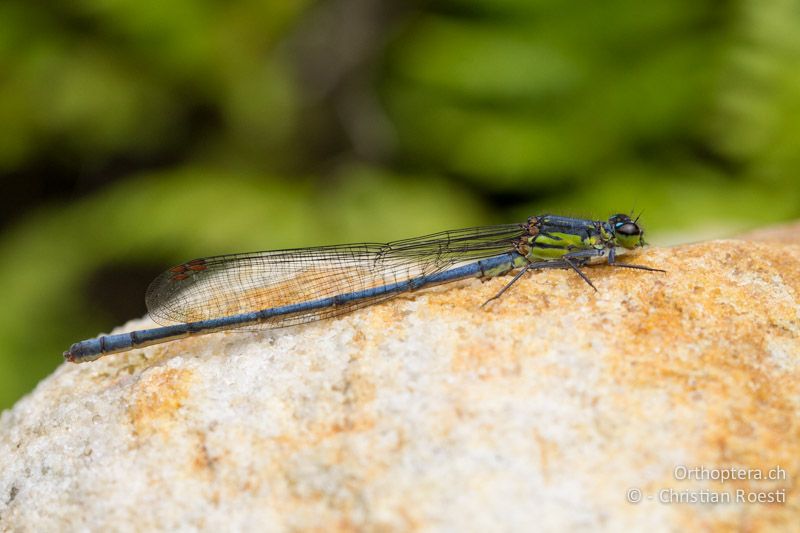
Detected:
[0,100,222,230]
[83,261,166,331]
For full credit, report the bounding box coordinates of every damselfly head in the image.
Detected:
[608,214,645,249]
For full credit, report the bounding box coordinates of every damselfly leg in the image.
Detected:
[607,247,666,273]
[481,246,666,307]
[481,260,575,307]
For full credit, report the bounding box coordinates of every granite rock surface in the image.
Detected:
[1,233,799,531]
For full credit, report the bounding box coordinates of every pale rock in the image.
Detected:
[1,233,799,531]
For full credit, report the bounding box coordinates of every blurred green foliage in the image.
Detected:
[1,0,799,408]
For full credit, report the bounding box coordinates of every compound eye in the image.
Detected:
[616,222,641,236]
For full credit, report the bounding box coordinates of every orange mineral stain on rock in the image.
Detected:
[601,241,800,529]
[129,368,194,438]
[6,228,800,531]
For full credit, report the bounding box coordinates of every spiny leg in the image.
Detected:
[480,248,661,308]
[563,257,597,291]
[481,260,568,307]
[481,265,532,308]
[607,262,666,273]
[559,249,607,291]
[608,246,666,274]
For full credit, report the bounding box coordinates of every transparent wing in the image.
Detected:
[145,223,525,328]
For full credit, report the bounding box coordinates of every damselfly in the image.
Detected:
[65,214,663,363]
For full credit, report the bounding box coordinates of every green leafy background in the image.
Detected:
[2,0,799,408]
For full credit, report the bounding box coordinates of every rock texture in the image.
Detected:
[1,233,799,531]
